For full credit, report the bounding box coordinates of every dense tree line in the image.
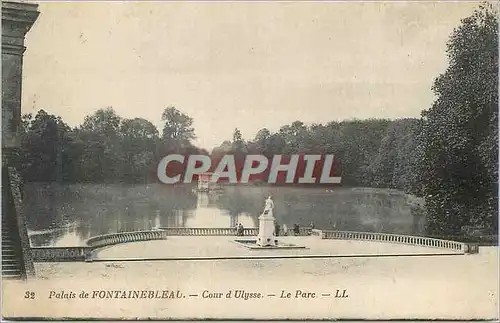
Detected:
[15,4,498,237]
[212,119,419,191]
[212,4,498,236]
[212,119,421,190]
[15,106,207,184]
[419,4,498,236]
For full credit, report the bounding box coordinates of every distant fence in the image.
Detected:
[314,229,478,254]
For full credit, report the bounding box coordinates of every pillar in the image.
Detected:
[2,1,40,279]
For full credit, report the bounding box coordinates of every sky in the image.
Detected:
[21,1,479,150]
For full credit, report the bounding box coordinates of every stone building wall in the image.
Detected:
[2,1,39,151]
[2,1,39,279]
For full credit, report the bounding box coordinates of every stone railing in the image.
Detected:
[318,229,477,254]
[31,227,478,263]
[86,230,169,248]
[159,227,249,236]
[311,229,323,237]
[31,247,90,262]
[281,227,312,236]
[158,227,312,236]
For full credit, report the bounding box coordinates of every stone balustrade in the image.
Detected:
[158,227,311,236]
[318,229,474,253]
[31,227,477,262]
[31,247,89,262]
[86,230,169,248]
[158,227,249,236]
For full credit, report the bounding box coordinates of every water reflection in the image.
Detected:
[24,183,426,247]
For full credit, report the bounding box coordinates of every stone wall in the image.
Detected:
[2,1,39,278]
[32,247,90,262]
[2,1,39,150]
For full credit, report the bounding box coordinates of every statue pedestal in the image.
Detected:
[257,209,277,247]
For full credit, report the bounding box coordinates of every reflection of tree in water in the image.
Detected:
[25,183,198,246]
[25,183,421,247]
[215,188,261,227]
[24,183,75,232]
[407,195,426,235]
[28,230,65,247]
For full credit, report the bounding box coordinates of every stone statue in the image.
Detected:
[264,196,274,213]
[258,196,277,247]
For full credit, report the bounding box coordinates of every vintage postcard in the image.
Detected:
[1,0,498,321]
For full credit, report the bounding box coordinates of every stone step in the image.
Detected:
[2,259,19,268]
[2,258,19,267]
[2,268,21,275]
[2,262,19,271]
[2,272,22,279]
[2,273,22,279]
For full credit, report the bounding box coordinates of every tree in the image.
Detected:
[250,128,272,155]
[120,118,160,183]
[335,119,390,186]
[278,121,309,154]
[161,106,195,142]
[232,128,246,153]
[369,118,421,191]
[81,107,121,135]
[17,110,77,182]
[121,118,159,140]
[159,106,196,154]
[76,107,123,182]
[420,4,498,236]
[254,128,271,144]
[211,140,233,159]
[232,128,243,143]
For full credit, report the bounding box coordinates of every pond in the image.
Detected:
[23,183,426,247]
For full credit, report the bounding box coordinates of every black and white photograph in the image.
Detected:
[1,0,499,320]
